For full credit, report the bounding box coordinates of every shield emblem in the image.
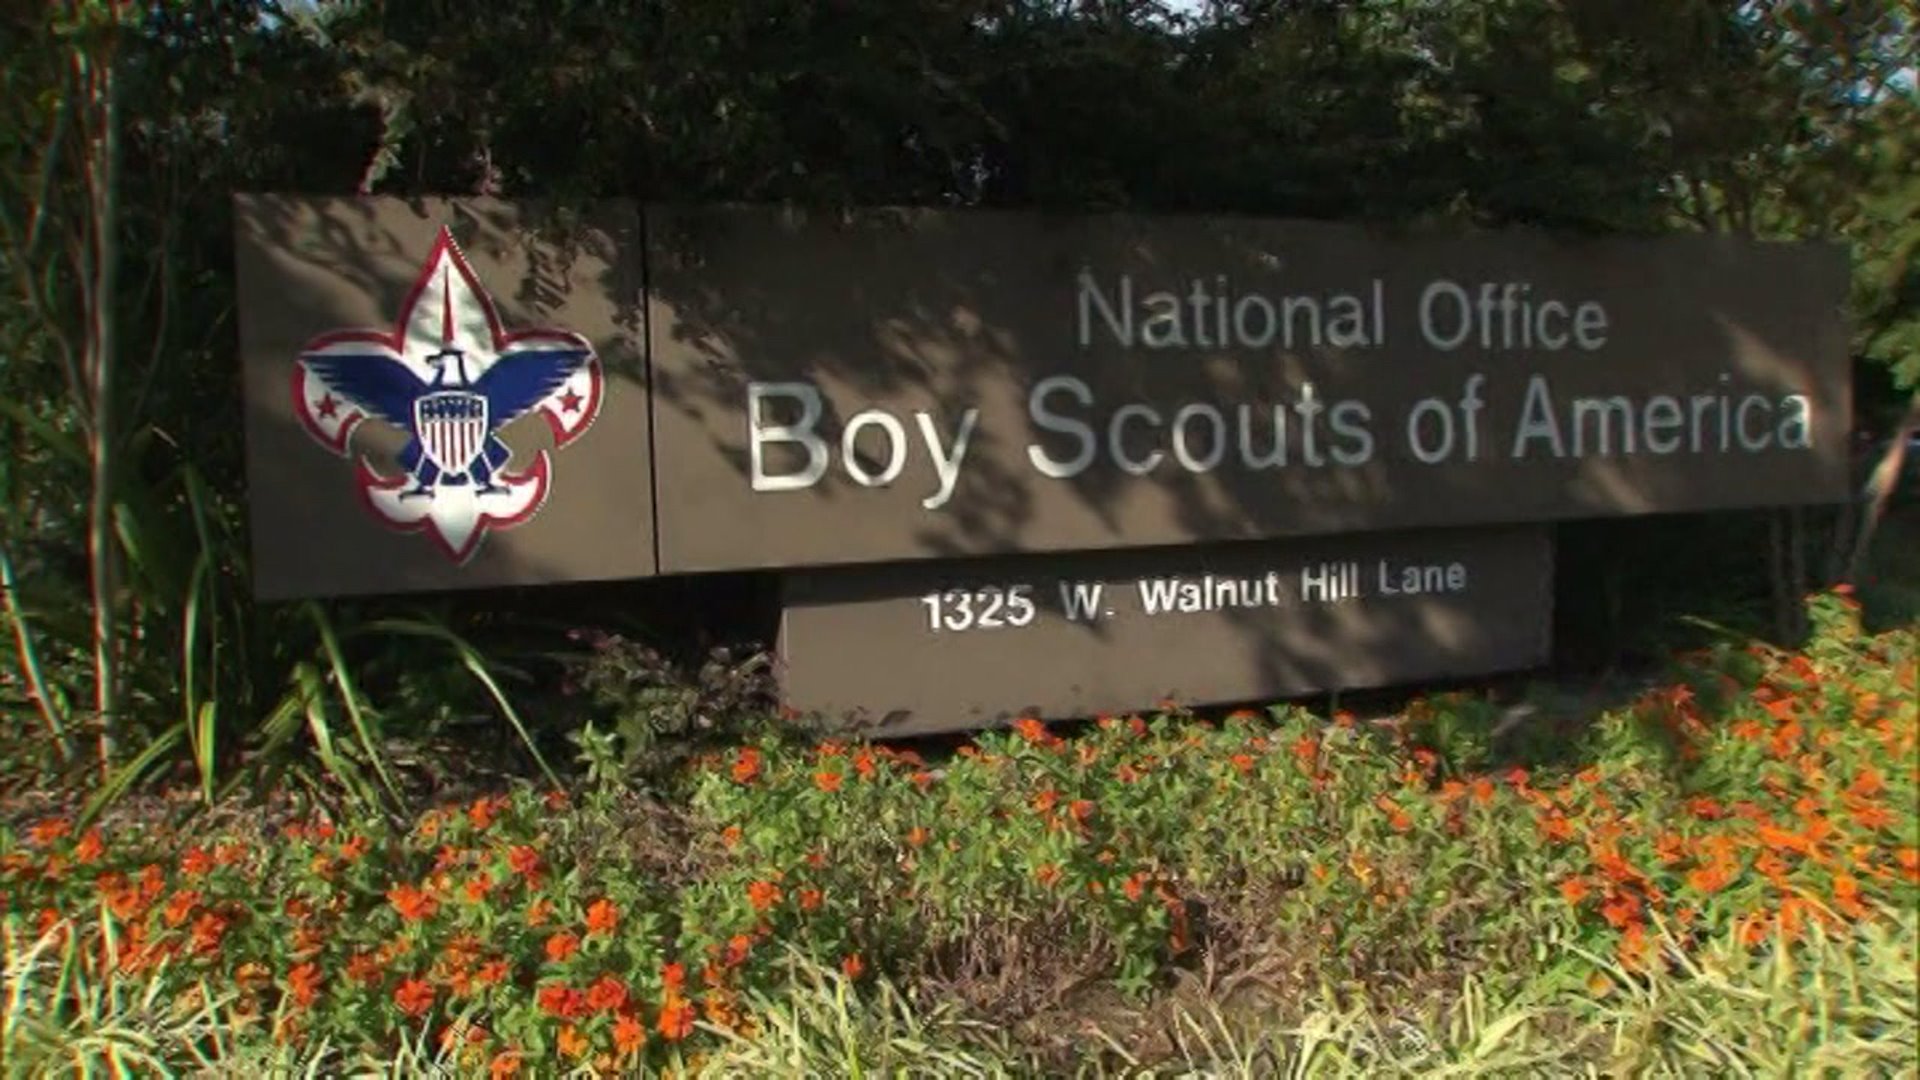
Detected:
[415,390,490,478]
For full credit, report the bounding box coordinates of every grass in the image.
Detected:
[7,911,1912,1077]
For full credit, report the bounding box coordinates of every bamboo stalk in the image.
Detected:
[78,8,124,776]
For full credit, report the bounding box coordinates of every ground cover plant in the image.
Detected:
[3,587,1914,1076]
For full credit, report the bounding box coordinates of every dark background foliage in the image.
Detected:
[0,0,1914,807]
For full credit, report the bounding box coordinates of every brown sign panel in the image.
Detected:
[233,196,656,599]
[777,525,1553,735]
[648,205,1849,575]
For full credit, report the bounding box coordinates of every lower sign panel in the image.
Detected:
[778,525,1554,735]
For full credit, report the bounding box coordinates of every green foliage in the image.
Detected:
[3,597,1910,1073]
[560,632,778,790]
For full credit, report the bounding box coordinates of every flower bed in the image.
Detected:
[3,591,1914,1075]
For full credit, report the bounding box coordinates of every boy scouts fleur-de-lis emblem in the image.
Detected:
[291,226,603,563]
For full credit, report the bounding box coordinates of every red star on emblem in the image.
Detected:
[559,388,583,414]
[316,393,338,419]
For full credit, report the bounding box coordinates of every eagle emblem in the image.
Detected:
[291,226,603,563]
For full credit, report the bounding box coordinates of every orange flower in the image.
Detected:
[1831,873,1867,918]
[1681,791,1728,814]
[1651,832,1687,865]
[1617,922,1650,970]
[557,1024,589,1058]
[107,883,144,921]
[731,748,762,784]
[1757,823,1813,855]
[1599,891,1641,929]
[346,952,383,984]
[488,1051,523,1079]
[720,825,742,848]
[841,953,866,979]
[464,875,493,903]
[747,879,782,912]
[1032,790,1059,814]
[1034,864,1063,888]
[395,978,436,1018]
[539,984,588,1018]
[657,997,697,1040]
[286,962,321,1007]
[1560,877,1590,904]
[813,770,844,793]
[507,846,540,877]
[1289,736,1318,765]
[1013,716,1049,743]
[724,933,753,966]
[1686,862,1734,894]
[73,828,104,864]
[477,958,511,986]
[467,796,502,830]
[388,883,438,922]
[1229,753,1255,775]
[906,826,929,847]
[1374,795,1412,832]
[525,899,554,927]
[545,931,580,963]
[27,818,70,846]
[163,890,200,928]
[1755,850,1791,884]
[1851,803,1894,830]
[585,898,619,935]
[797,887,823,911]
[613,1012,647,1055]
[587,975,629,1013]
[852,748,876,778]
[189,911,230,954]
[1896,848,1919,882]
[1069,800,1095,825]
[910,770,935,791]
[661,962,686,994]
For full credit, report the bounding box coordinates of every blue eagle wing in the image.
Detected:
[300,351,429,428]
[473,348,591,428]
